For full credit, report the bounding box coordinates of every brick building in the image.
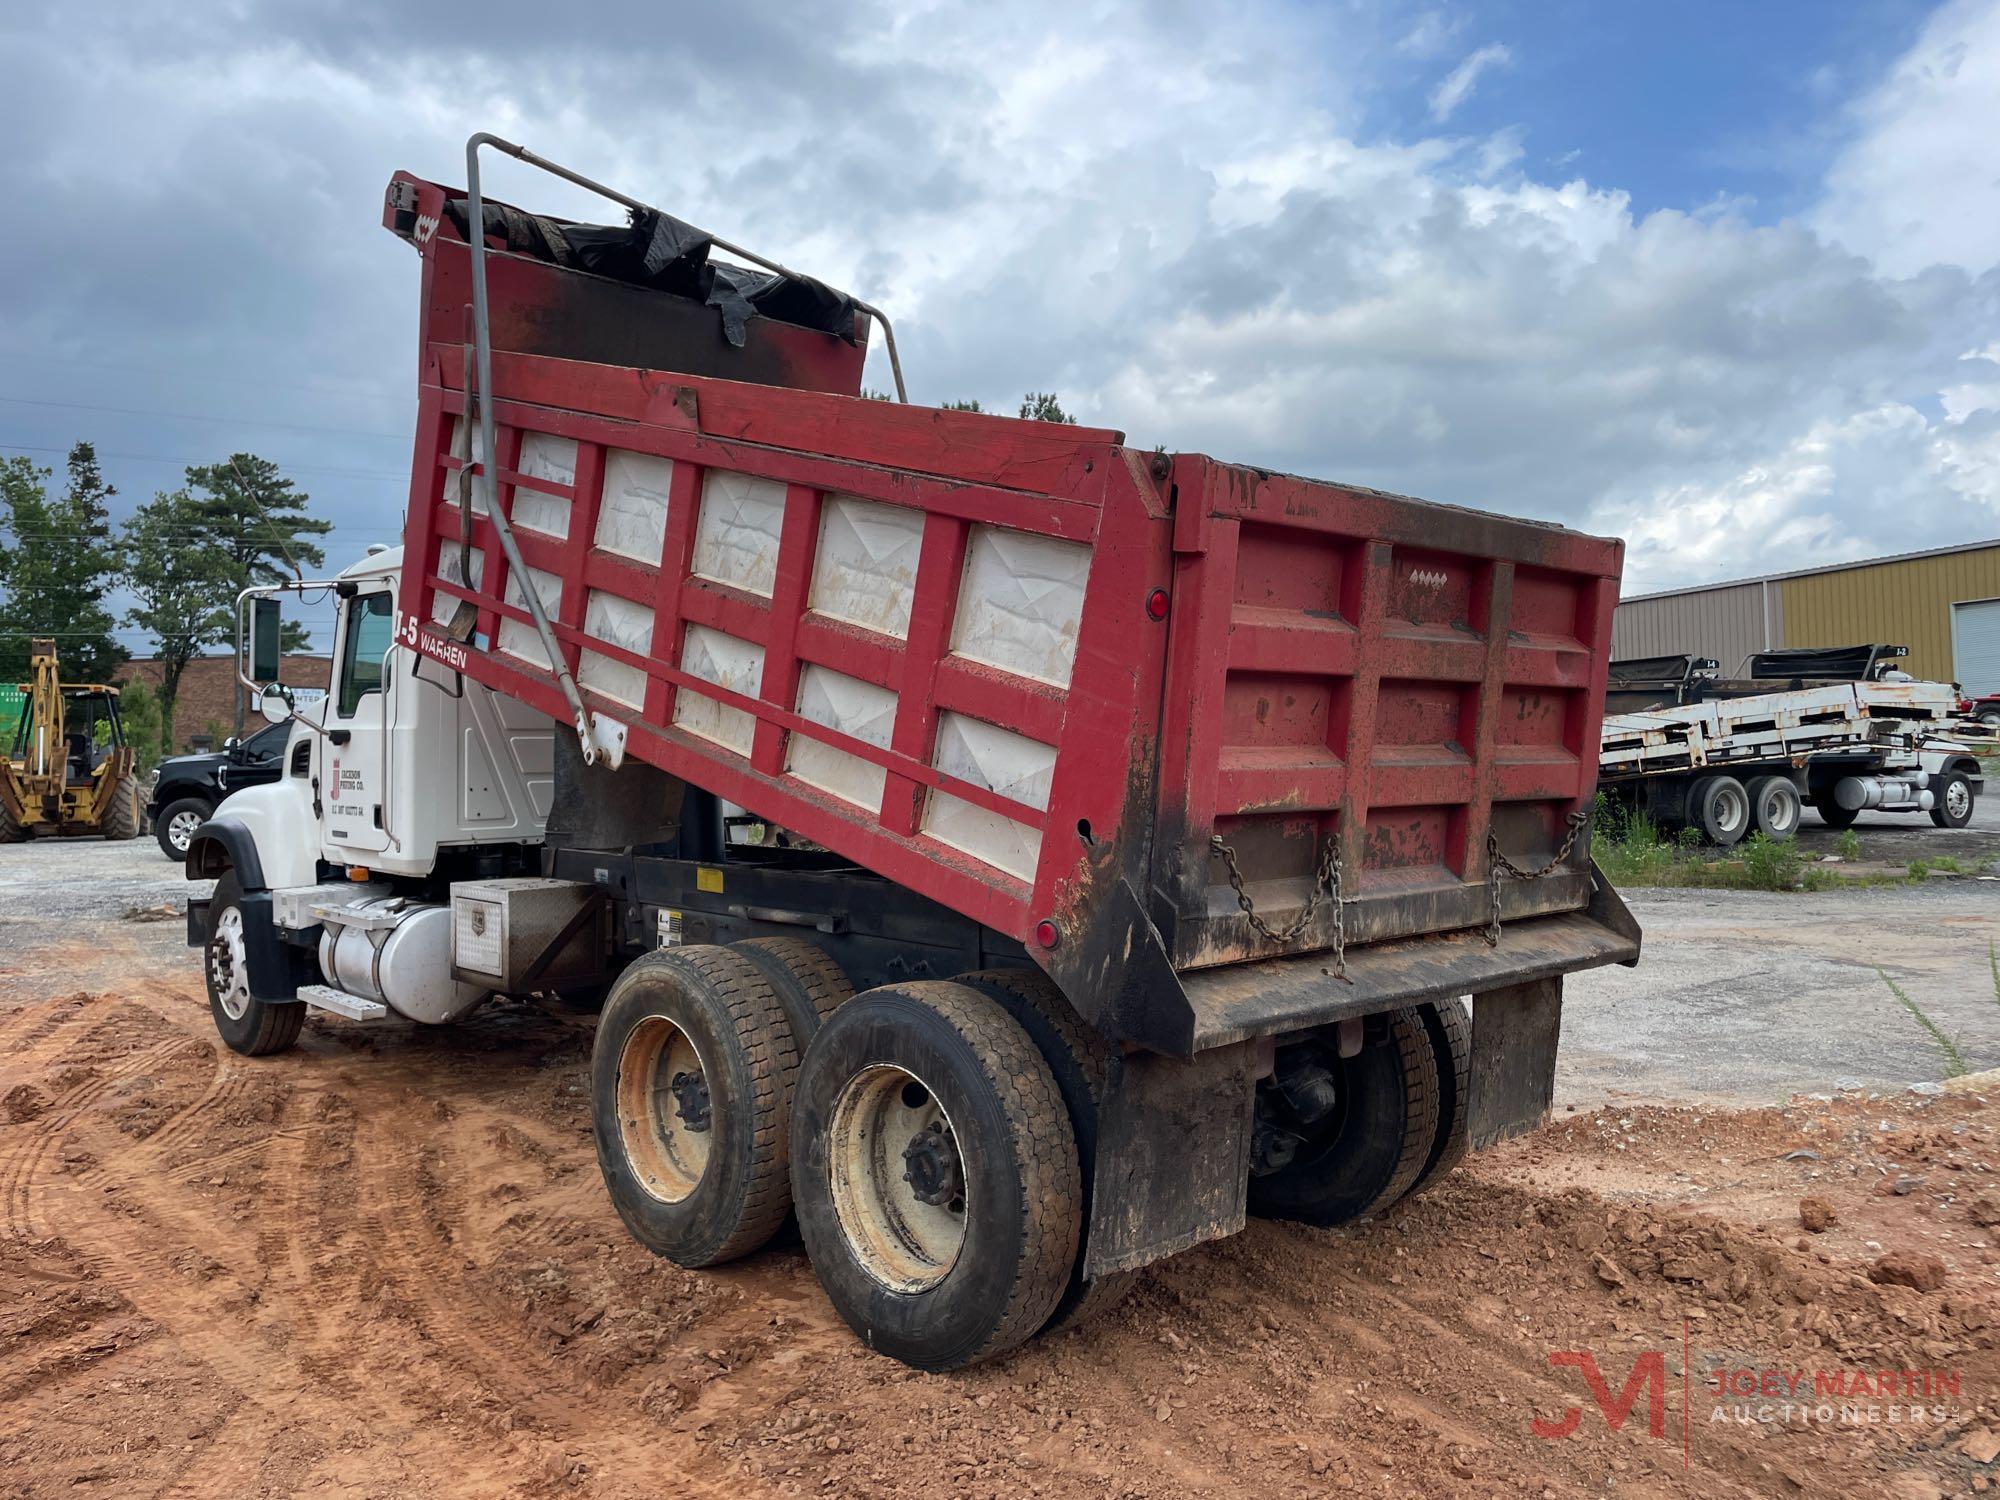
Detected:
[117,655,331,752]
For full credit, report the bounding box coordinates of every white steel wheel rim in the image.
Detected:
[1946,779,1971,819]
[168,810,202,851]
[828,1064,968,1293]
[1759,785,1797,835]
[1713,782,1748,839]
[615,1016,712,1203]
[209,907,252,1021]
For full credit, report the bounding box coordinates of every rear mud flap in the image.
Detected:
[1466,978,1563,1150]
[1084,1043,1256,1279]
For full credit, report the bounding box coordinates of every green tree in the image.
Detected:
[117,677,165,773]
[1018,392,1078,424]
[943,398,985,412]
[182,454,331,653]
[122,489,234,751]
[0,442,126,682]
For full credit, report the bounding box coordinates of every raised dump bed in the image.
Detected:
[389,173,1630,1054]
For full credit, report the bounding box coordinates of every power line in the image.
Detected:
[0,393,408,442]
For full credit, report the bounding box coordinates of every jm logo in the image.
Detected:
[1533,1350,1669,1441]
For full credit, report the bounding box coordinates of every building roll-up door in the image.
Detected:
[1953,598,2000,695]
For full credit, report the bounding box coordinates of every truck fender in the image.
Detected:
[184,815,268,889]
[183,816,309,1004]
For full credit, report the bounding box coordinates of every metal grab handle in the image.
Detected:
[464,133,602,765]
[465,133,906,402]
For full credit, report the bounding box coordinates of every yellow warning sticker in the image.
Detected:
[695,866,725,894]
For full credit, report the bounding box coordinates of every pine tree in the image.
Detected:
[1018,392,1078,424]
[182,453,332,653]
[0,443,126,682]
[122,489,235,751]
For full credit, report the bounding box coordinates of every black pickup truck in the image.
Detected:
[148,717,292,859]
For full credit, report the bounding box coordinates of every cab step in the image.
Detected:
[297,984,390,1022]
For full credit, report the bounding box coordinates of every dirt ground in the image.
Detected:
[5,861,2000,1497]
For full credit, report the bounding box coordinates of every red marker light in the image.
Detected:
[1145,588,1170,621]
[1035,919,1061,950]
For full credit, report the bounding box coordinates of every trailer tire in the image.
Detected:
[100,779,141,841]
[1745,775,1802,840]
[955,968,1137,1337]
[204,873,305,1057]
[792,982,1081,1370]
[731,936,853,1048]
[591,946,799,1268]
[1814,797,1859,830]
[1249,1006,1441,1227]
[1930,770,1975,829]
[1401,997,1472,1203]
[1692,774,1750,847]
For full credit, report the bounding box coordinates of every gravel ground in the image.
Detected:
[0,810,1993,1114]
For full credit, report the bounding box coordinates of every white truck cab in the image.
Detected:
[185,548,562,1045]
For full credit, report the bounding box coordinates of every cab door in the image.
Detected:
[322,588,395,856]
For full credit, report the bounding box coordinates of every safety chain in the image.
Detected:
[1485,810,1588,946]
[1210,832,1350,980]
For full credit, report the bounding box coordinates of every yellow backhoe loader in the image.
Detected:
[0,638,140,842]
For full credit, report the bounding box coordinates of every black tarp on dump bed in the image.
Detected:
[444,196,860,349]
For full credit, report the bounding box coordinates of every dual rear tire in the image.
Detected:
[591,952,1099,1370]
[1683,773,1799,846]
[1247,996,1470,1227]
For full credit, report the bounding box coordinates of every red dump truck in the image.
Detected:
[185,137,1639,1370]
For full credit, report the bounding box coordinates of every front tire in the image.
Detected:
[100,780,140,841]
[0,797,25,844]
[590,947,799,1267]
[1930,770,1975,829]
[792,982,1081,1370]
[205,872,304,1056]
[156,797,211,860]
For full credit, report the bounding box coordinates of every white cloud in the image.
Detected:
[1397,9,1463,58]
[1815,0,2000,276]
[1429,42,1512,122]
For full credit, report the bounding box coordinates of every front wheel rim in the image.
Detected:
[208,908,251,1021]
[1947,781,1971,819]
[828,1064,968,1293]
[168,810,202,851]
[615,1016,712,1203]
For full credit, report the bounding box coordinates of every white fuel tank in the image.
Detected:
[317,899,488,1024]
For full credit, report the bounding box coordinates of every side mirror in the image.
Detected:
[258,685,293,724]
[223,736,241,752]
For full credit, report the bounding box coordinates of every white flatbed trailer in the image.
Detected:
[1598,678,1983,842]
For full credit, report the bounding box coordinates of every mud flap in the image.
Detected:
[1083,1041,1256,1278]
[1465,977,1563,1151]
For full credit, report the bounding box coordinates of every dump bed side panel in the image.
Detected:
[396,346,1176,958]
[1150,460,1624,972]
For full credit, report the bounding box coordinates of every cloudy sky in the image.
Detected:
[2,0,1997,654]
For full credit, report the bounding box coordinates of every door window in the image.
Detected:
[336,592,395,717]
[243,719,291,761]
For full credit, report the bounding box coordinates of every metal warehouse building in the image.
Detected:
[1612,539,2000,695]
